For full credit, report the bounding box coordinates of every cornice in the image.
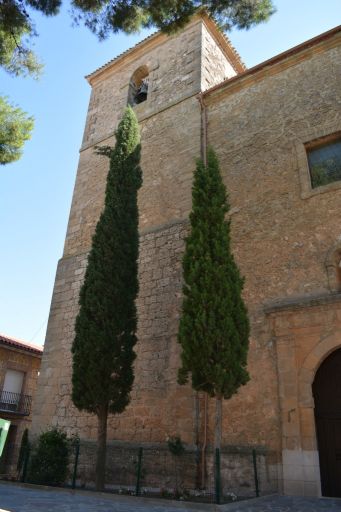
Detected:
[202,25,341,104]
[86,31,164,86]
[264,292,341,315]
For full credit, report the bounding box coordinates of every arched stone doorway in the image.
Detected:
[313,348,341,497]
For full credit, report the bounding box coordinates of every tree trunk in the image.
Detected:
[96,404,108,491]
[214,395,223,504]
[195,392,201,489]
[201,392,208,488]
[214,395,222,451]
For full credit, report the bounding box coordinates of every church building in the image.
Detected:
[31,13,341,498]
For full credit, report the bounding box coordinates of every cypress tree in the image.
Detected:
[71,106,142,491]
[178,147,250,453]
[17,428,30,477]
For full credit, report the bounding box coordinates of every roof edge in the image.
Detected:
[0,333,43,356]
[86,30,162,84]
[202,24,341,99]
[202,15,246,73]
[86,12,245,85]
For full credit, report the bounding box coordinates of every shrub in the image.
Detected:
[28,428,70,486]
[17,428,30,476]
[167,436,185,456]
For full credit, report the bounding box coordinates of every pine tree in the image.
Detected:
[178,147,250,453]
[0,96,34,165]
[71,106,142,491]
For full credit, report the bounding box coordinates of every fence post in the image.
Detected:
[215,448,221,504]
[252,448,259,497]
[72,439,80,489]
[21,445,30,483]
[135,447,143,496]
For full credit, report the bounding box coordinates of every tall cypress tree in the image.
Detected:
[178,147,250,453]
[71,106,142,491]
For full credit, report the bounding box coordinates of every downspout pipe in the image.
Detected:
[197,93,209,489]
[197,93,208,166]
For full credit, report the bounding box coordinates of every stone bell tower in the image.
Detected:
[31,13,244,444]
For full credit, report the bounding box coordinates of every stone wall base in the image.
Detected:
[282,449,321,497]
[70,441,279,498]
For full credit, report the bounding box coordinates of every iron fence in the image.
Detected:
[19,440,279,504]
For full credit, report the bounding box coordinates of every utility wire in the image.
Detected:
[30,319,47,344]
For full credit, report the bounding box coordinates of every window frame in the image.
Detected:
[306,132,341,189]
[297,129,341,199]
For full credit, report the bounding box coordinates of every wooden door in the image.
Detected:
[313,348,341,497]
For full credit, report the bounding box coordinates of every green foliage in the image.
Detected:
[0,1,275,75]
[0,27,43,78]
[17,428,30,473]
[72,0,275,38]
[310,161,341,188]
[167,436,185,456]
[177,147,250,399]
[28,428,70,486]
[0,96,34,165]
[0,1,274,162]
[0,0,60,77]
[73,0,275,36]
[72,105,142,417]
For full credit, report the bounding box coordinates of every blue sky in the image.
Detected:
[0,0,340,345]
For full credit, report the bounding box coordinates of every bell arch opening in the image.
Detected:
[312,347,341,497]
[127,65,149,106]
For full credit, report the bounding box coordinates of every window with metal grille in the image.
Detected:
[306,134,341,189]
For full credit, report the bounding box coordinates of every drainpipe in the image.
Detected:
[197,93,209,489]
[197,93,208,166]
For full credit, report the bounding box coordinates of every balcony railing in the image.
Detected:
[0,390,32,416]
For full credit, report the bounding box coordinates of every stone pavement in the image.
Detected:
[0,483,341,512]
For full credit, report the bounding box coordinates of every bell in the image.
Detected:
[135,79,148,104]
[135,90,147,104]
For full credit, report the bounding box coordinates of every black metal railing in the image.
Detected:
[18,439,279,504]
[0,390,32,416]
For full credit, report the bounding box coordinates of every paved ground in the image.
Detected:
[0,483,341,511]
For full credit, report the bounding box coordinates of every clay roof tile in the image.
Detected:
[0,333,43,356]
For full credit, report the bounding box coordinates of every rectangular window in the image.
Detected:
[1,370,24,410]
[306,134,341,189]
[3,369,24,395]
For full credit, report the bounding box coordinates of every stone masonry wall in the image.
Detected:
[81,20,204,151]
[207,45,341,307]
[201,23,237,90]
[0,347,41,474]
[74,441,278,497]
[64,96,202,257]
[31,15,341,497]
[0,348,41,403]
[204,39,341,495]
[32,222,197,444]
[266,295,341,496]
[33,16,239,446]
